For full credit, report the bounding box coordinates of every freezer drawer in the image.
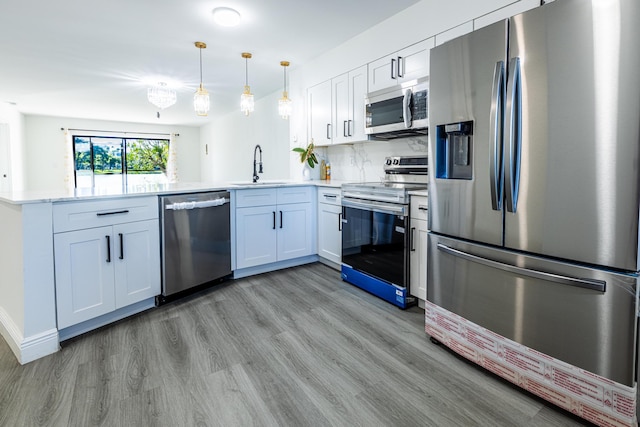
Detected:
[427,233,638,386]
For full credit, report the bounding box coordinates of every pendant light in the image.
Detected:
[240,52,255,116]
[147,82,176,110]
[278,61,292,119]
[193,41,210,116]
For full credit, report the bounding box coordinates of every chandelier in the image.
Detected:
[278,61,292,119]
[194,41,210,116]
[147,82,176,110]
[240,52,255,116]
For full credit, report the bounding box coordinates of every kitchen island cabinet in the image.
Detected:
[53,196,160,338]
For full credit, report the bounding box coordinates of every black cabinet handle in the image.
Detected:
[280,211,283,229]
[97,210,129,217]
[397,56,404,78]
[273,211,276,230]
[343,120,348,137]
[119,233,124,260]
[391,58,397,80]
[106,235,111,263]
[326,123,331,140]
[338,212,343,232]
[410,227,416,252]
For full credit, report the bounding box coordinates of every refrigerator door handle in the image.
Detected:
[437,243,606,292]
[490,61,505,211]
[505,57,522,213]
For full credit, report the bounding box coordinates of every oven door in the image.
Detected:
[341,198,409,287]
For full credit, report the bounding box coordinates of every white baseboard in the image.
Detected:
[0,306,59,364]
[233,255,319,279]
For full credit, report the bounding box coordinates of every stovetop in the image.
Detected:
[341,156,428,204]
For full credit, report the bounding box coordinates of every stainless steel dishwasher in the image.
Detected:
[158,191,232,304]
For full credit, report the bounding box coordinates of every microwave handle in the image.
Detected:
[403,89,412,128]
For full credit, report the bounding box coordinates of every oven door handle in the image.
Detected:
[341,198,407,216]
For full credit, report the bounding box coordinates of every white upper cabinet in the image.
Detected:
[368,38,434,93]
[332,65,367,144]
[435,21,474,47]
[309,65,368,147]
[308,80,332,147]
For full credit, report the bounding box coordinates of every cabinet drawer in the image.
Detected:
[317,187,341,206]
[53,196,158,233]
[235,188,278,208]
[410,195,428,222]
[277,186,313,204]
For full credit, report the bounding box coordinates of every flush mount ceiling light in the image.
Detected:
[193,41,210,117]
[212,7,241,27]
[278,61,292,120]
[240,52,254,116]
[147,82,177,110]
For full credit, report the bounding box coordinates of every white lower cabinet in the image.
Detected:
[53,197,160,329]
[317,187,342,266]
[409,195,428,302]
[235,187,315,270]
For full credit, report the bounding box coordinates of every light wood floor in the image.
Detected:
[0,263,590,426]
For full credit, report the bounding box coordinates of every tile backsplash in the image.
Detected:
[320,136,428,182]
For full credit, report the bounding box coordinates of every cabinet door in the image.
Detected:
[348,65,368,142]
[113,219,160,308]
[409,218,428,301]
[318,203,342,265]
[54,226,115,329]
[277,203,313,261]
[368,53,398,92]
[236,205,278,269]
[332,72,349,144]
[398,38,434,84]
[307,80,332,146]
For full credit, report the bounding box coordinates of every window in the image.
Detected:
[73,136,169,188]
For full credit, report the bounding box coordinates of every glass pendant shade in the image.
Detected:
[240,52,254,116]
[194,41,210,117]
[147,82,176,110]
[278,92,292,119]
[241,86,254,116]
[279,61,291,120]
[194,83,210,116]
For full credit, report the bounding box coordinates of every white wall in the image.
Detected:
[200,91,290,183]
[23,115,201,191]
[0,103,26,192]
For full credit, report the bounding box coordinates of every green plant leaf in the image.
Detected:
[307,157,315,168]
[292,147,305,154]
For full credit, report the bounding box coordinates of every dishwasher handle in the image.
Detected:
[165,197,229,211]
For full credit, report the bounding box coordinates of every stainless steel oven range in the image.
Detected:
[341,156,427,308]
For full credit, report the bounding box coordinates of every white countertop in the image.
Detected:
[0,179,346,205]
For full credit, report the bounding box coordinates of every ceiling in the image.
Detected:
[0,0,420,127]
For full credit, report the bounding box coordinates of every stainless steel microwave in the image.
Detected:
[365,78,429,140]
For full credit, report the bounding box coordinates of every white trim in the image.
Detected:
[233,255,318,279]
[0,305,23,362]
[0,306,59,364]
[20,329,59,364]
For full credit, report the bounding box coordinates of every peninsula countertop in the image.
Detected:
[0,179,348,205]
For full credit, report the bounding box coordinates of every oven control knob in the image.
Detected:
[393,158,400,165]
[385,158,392,166]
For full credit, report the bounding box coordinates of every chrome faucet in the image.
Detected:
[253,144,263,183]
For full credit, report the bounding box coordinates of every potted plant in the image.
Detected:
[292,141,318,168]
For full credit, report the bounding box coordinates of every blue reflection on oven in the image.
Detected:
[372,211,393,245]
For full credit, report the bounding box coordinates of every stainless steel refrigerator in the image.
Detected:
[428,0,640,389]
